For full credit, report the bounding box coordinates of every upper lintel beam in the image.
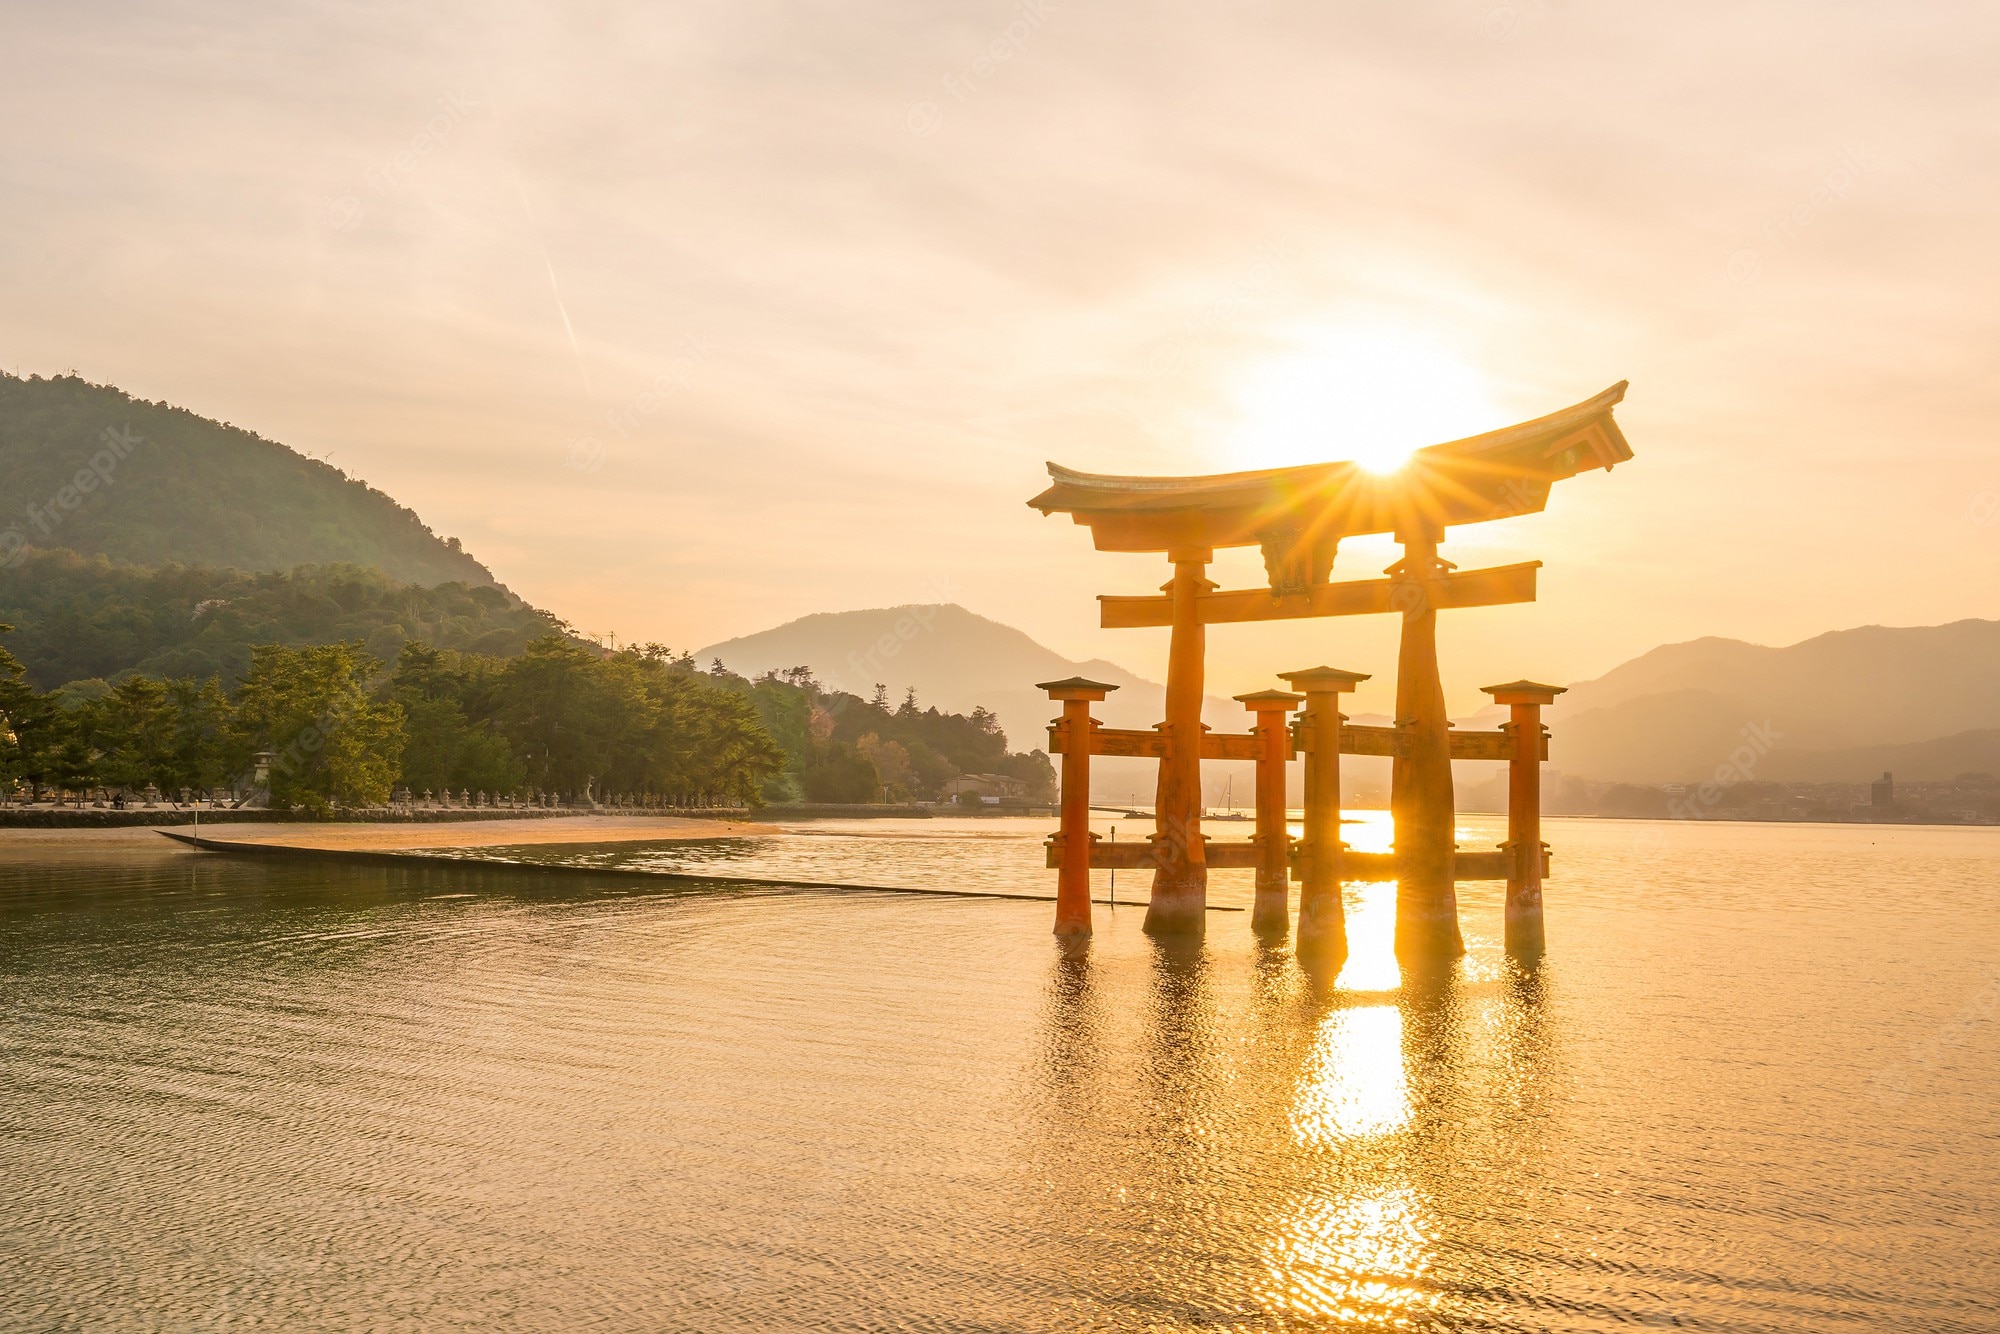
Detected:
[1097,561,1540,630]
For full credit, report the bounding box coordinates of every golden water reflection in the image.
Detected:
[1296,809,1403,992]
[1292,1004,1408,1142]
[1256,811,1452,1323]
[1260,1186,1438,1324]
[1275,991,1433,1323]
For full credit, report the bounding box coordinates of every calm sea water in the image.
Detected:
[2,816,1996,1331]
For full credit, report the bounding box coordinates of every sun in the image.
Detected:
[1228,325,1502,474]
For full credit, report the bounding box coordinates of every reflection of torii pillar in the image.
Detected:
[1146,546,1215,934]
[1389,525,1465,960]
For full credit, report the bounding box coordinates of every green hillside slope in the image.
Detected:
[0,372,494,586]
[0,550,561,689]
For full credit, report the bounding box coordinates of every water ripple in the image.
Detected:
[1,820,1996,1330]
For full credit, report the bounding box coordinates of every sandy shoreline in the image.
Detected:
[0,816,769,855]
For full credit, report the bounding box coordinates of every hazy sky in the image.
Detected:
[5,1,1997,716]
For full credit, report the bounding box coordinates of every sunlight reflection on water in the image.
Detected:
[1261,1185,1436,1325]
[1294,1004,1409,1142]
[3,818,1999,1329]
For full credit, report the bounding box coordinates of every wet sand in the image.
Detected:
[0,816,769,858]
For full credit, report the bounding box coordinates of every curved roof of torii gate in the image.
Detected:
[1029,381,1632,554]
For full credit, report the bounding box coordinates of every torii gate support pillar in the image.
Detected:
[1281,667,1368,957]
[1236,689,1304,936]
[1483,680,1565,960]
[1040,677,1118,940]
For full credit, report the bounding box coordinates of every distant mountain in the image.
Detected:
[697,603,1236,747]
[699,603,1508,805]
[695,604,1277,802]
[0,372,496,587]
[1751,729,2000,784]
[1552,620,2000,782]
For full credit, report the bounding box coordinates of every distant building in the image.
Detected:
[945,773,1029,803]
[1870,771,1895,807]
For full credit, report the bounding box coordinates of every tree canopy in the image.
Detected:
[0,623,1048,813]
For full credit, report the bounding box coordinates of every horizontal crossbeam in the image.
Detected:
[1047,727,1263,761]
[1307,722,1536,762]
[1052,721,1541,763]
[1339,850,1521,881]
[1097,560,1540,630]
[1044,839,1547,880]
[1045,837,1263,870]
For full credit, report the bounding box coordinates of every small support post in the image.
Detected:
[1147,547,1215,935]
[1234,689,1304,935]
[1388,526,1465,961]
[1482,680,1565,959]
[1040,677,1119,940]
[1279,667,1370,956]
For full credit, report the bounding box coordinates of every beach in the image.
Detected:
[0,816,771,859]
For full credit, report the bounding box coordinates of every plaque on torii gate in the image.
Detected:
[1029,381,1634,959]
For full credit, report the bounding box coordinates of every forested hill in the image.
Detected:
[0,551,561,690]
[0,372,495,586]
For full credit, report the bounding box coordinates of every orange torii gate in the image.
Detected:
[1030,382,1634,960]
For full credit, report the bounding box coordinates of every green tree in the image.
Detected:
[87,676,177,792]
[231,643,404,813]
[484,638,784,804]
[855,732,912,799]
[58,674,233,797]
[163,677,233,792]
[804,741,878,803]
[0,623,77,793]
[648,669,785,803]
[391,642,524,795]
[994,749,1058,804]
[491,635,637,795]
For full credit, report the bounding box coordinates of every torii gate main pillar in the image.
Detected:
[1390,526,1465,961]
[1146,546,1215,935]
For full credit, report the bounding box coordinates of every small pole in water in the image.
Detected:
[1109,824,1116,906]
